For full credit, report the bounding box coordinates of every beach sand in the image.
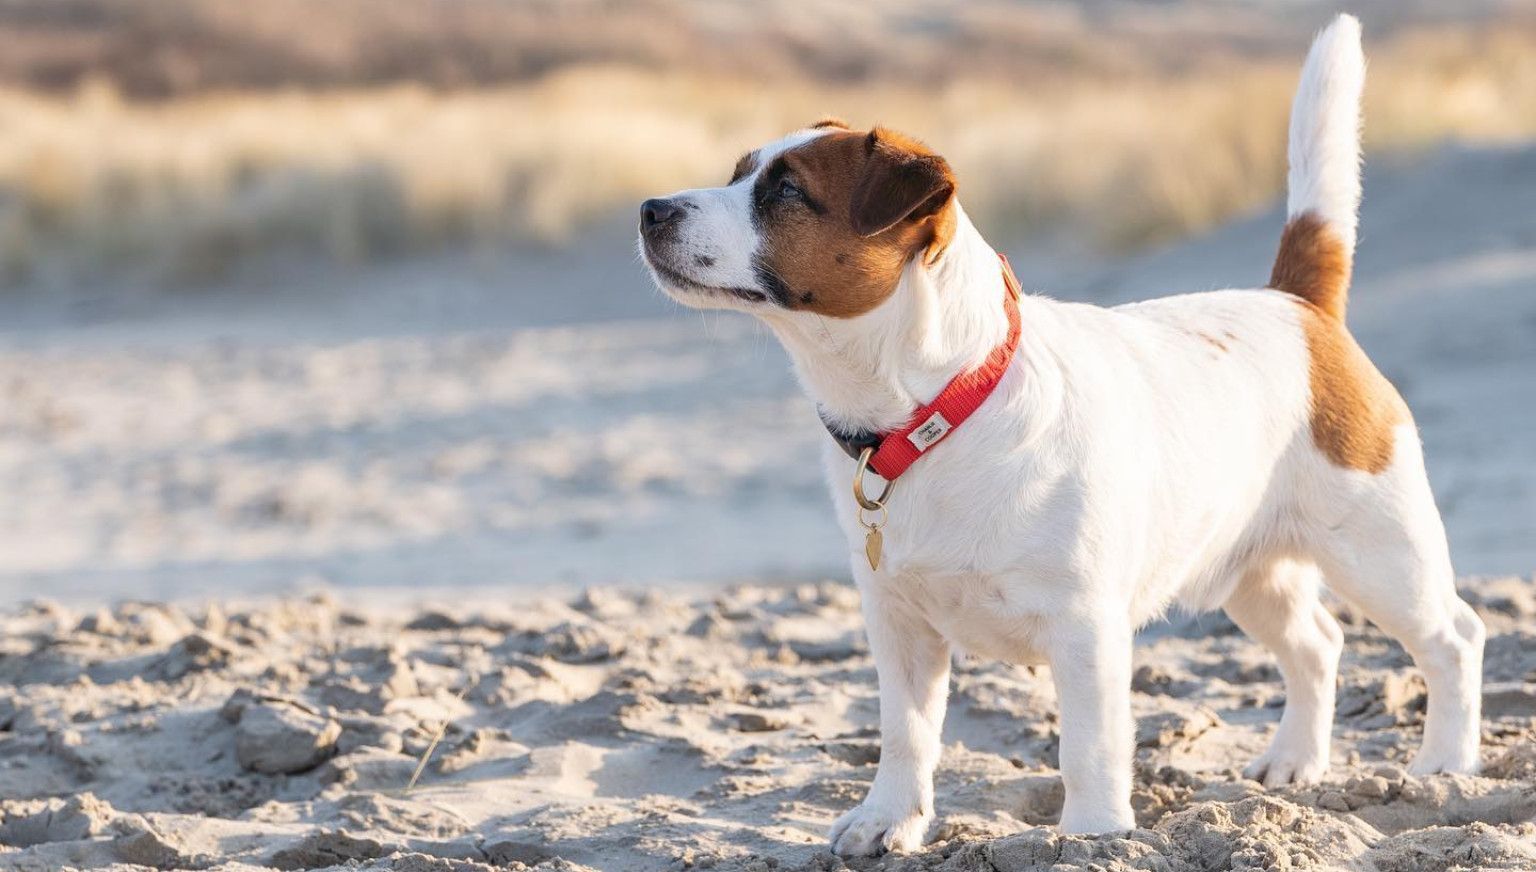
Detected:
[2,577,1534,871]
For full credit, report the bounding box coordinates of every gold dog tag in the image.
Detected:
[852,448,890,573]
[864,526,883,571]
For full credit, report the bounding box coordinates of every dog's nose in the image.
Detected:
[641,198,685,232]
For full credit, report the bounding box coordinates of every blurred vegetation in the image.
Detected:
[0,0,1533,286]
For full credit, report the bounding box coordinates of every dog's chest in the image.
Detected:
[879,569,1050,665]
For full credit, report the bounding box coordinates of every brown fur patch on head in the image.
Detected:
[1297,301,1410,473]
[729,150,760,185]
[1271,212,1351,319]
[753,127,957,318]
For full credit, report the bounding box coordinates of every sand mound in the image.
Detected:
[1,578,1534,870]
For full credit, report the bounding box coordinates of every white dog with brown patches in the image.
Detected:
[639,15,1484,856]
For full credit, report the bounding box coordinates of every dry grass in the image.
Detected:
[0,0,1436,97]
[0,22,1533,286]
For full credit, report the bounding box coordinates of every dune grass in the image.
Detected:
[0,22,1532,287]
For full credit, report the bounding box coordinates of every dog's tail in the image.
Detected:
[1269,14,1364,321]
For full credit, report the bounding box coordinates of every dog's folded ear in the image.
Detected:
[849,128,956,239]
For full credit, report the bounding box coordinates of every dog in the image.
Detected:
[638,14,1484,856]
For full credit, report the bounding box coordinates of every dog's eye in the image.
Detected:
[776,178,802,200]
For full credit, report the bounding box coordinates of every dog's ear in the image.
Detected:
[849,128,956,239]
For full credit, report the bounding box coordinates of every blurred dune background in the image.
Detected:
[0,0,1532,601]
[2,0,1535,283]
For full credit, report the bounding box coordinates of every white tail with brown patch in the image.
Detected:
[1271,15,1364,319]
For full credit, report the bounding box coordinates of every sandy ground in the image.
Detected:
[2,577,1535,871]
[0,145,1533,600]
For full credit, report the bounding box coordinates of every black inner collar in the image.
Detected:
[818,410,883,460]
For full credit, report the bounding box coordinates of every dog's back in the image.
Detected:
[1081,15,1417,611]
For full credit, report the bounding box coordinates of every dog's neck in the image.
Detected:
[760,204,1013,435]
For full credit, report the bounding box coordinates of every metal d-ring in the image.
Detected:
[852,447,895,511]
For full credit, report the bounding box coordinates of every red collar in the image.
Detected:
[822,254,1023,482]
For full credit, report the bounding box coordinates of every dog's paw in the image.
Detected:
[1057,804,1135,836]
[1244,744,1330,787]
[828,801,930,857]
[1406,746,1480,777]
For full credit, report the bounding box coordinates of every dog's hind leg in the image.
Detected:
[1311,446,1486,775]
[1225,558,1343,786]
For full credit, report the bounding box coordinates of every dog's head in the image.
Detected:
[639,119,957,318]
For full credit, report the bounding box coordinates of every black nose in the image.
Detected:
[641,198,685,232]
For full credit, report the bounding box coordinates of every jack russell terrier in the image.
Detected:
[638,15,1484,856]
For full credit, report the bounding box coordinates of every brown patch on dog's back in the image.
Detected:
[1297,302,1409,474]
[754,128,956,319]
[1269,209,1403,471]
[1271,212,1351,319]
[1196,331,1229,352]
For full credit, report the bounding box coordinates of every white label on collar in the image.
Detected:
[907,412,952,452]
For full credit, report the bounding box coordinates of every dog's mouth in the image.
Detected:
[641,243,769,305]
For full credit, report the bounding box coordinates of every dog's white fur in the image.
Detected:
[1288,15,1365,254]
[641,15,1484,856]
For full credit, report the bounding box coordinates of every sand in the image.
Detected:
[2,577,1534,871]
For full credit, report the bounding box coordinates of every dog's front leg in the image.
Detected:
[829,589,950,856]
[1046,615,1136,833]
